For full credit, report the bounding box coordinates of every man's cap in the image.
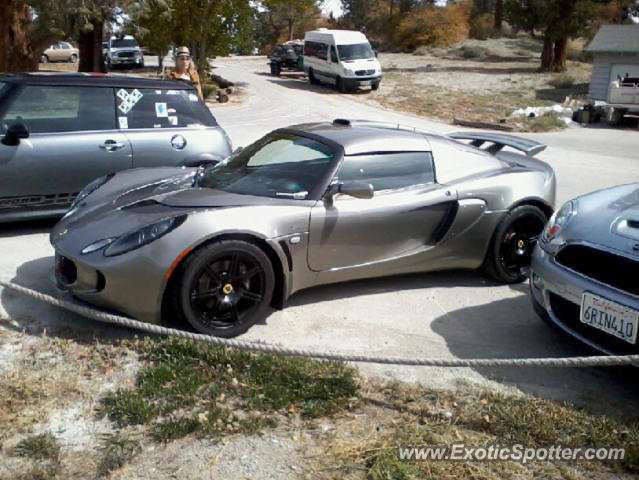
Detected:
[176,46,190,57]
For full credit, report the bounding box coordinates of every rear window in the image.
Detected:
[0,85,115,134]
[114,88,215,129]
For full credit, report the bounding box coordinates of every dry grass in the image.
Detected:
[312,380,639,479]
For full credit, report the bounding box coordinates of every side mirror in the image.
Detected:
[339,181,374,199]
[374,50,379,58]
[2,121,29,146]
[326,181,374,202]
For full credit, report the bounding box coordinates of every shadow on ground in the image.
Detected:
[431,293,639,419]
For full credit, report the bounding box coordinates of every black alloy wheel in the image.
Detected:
[173,240,275,337]
[483,205,547,283]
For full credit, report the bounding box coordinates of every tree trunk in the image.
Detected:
[0,0,38,72]
[288,19,294,41]
[540,35,554,72]
[78,19,106,72]
[493,0,503,36]
[551,37,568,72]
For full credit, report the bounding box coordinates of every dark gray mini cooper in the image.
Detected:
[0,73,232,222]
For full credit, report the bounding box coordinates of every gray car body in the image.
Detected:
[531,183,639,355]
[50,121,555,325]
[0,74,232,222]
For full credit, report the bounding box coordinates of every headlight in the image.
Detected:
[542,200,576,242]
[344,68,354,76]
[104,215,187,257]
[81,237,116,255]
[68,173,114,212]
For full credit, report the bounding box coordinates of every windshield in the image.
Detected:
[337,43,374,61]
[199,133,335,199]
[111,39,138,48]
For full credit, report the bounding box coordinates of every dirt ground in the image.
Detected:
[364,37,592,131]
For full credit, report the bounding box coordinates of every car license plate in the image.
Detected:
[360,80,371,86]
[580,293,638,344]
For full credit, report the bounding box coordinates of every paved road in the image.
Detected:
[1,55,638,417]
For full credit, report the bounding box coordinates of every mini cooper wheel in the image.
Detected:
[483,205,547,283]
[173,240,275,337]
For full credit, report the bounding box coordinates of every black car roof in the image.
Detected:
[0,72,193,90]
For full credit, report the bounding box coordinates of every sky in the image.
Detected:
[321,0,344,18]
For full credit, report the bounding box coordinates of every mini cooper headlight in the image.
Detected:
[69,173,115,212]
[104,215,187,257]
[542,200,576,242]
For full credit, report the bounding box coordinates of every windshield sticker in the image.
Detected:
[117,88,143,114]
[188,93,199,102]
[118,117,128,129]
[168,116,178,126]
[154,124,161,128]
[155,102,168,117]
[166,90,180,95]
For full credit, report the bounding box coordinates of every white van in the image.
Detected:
[303,29,382,93]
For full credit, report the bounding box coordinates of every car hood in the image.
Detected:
[51,167,315,252]
[562,182,639,255]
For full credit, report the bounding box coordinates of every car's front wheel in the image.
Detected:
[483,205,547,283]
[172,240,275,337]
[69,53,77,63]
[308,68,318,85]
[270,62,281,76]
[40,54,48,63]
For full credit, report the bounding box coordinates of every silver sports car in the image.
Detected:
[531,183,639,355]
[51,120,555,337]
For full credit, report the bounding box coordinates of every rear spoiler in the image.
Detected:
[447,132,547,157]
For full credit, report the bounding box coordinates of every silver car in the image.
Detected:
[0,73,232,222]
[51,120,555,337]
[531,183,639,355]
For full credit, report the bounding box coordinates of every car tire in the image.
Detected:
[483,205,548,283]
[308,68,318,85]
[106,58,112,70]
[40,54,48,63]
[172,240,275,338]
[139,57,145,68]
[270,63,281,76]
[336,76,347,93]
[69,53,77,63]
[371,80,380,91]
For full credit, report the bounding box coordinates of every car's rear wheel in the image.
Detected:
[308,68,318,85]
[270,62,281,76]
[40,54,48,63]
[69,53,77,63]
[172,240,275,337]
[483,205,547,283]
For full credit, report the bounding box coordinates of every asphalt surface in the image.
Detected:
[1,56,638,418]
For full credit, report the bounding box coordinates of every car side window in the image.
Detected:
[115,88,213,129]
[1,85,115,134]
[336,152,435,191]
[330,46,338,63]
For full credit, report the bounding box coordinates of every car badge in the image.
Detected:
[517,239,524,248]
[222,284,234,295]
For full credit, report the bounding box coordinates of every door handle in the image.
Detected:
[100,140,125,152]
